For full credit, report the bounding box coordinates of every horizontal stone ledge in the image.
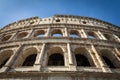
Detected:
[0,38,119,48]
[0,71,119,79]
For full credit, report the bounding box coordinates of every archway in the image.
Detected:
[22,54,37,66]
[48,53,64,66]
[0,50,13,68]
[51,29,63,37]
[75,54,91,66]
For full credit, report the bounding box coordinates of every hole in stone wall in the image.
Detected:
[52,29,63,37]
[75,54,91,67]
[30,21,34,24]
[0,50,13,68]
[0,57,10,68]
[56,19,60,22]
[48,53,64,66]
[82,21,87,24]
[34,30,45,38]
[87,32,97,39]
[1,35,12,41]
[102,56,116,68]
[70,30,80,38]
[103,33,114,41]
[22,54,37,66]
[17,32,28,39]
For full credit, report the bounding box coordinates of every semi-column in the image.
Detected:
[67,43,76,71]
[114,48,120,61]
[45,27,51,37]
[34,43,46,71]
[27,29,34,38]
[97,31,107,40]
[64,27,68,37]
[113,34,120,42]
[91,45,111,72]
[80,29,87,38]
[86,47,101,67]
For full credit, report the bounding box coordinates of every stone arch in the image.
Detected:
[100,49,120,68]
[51,29,63,37]
[74,47,95,67]
[47,47,64,66]
[34,30,45,38]
[87,31,98,39]
[1,34,12,41]
[69,30,80,38]
[0,50,13,68]
[14,47,37,67]
[17,31,28,39]
[22,54,37,66]
[103,33,115,41]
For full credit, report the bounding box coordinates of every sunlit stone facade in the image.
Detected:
[0,14,120,80]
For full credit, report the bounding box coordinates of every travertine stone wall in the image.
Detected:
[0,14,120,80]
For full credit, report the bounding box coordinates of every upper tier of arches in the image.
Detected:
[0,14,120,32]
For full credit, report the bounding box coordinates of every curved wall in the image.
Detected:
[0,14,120,80]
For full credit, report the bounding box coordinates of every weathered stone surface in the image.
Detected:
[0,14,120,80]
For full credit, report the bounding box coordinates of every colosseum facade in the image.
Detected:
[0,14,120,80]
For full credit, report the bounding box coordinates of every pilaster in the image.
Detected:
[113,34,120,42]
[64,27,68,37]
[27,29,34,38]
[97,31,107,40]
[80,29,87,38]
[45,27,51,37]
[34,43,46,71]
[67,43,76,71]
[91,45,112,72]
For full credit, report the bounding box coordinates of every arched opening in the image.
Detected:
[87,32,97,39]
[82,21,87,24]
[56,19,60,22]
[0,50,13,68]
[74,47,94,67]
[34,30,45,38]
[100,49,120,68]
[22,54,37,66]
[69,30,80,38]
[0,57,10,68]
[47,47,65,66]
[14,47,38,67]
[48,53,64,66]
[103,33,115,41]
[1,34,12,41]
[102,56,115,68]
[17,32,28,39]
[51,29,63,37]
[75,54,91,66]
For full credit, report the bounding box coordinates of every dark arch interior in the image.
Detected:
[87,32,96,39]
[17,32,28,39]
[34,30,45,38]
[70,30,79,38]
[104,34,111,40]
[56,19,60,22]
[102,56,116,68]
[48,53,64,66]
[75,54,91,66]
[0,57,10,68]
[22,54,37,66]
[2,35,11,41]
[52,30,62,37]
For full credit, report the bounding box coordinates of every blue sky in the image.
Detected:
[0,0,120,28]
